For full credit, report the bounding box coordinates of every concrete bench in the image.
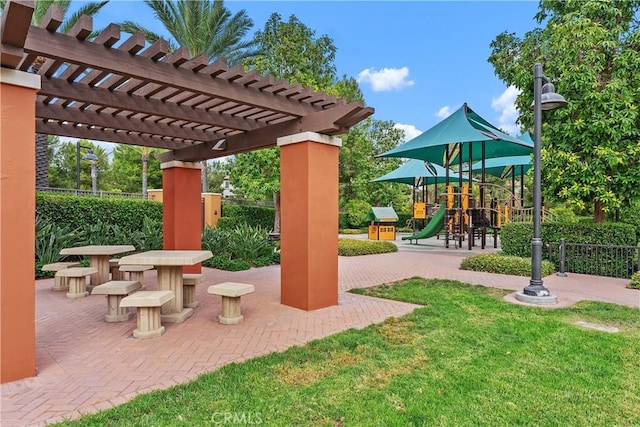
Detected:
[207,282,255,325]
[120,290,174,339]
[91,280,142,322]
[119,265,153,284]
[56,267,99,299]
[183,273,205,309]
[42,262,81,291]
[109,259,124,281]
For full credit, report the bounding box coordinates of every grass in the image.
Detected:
[54,278,640,426]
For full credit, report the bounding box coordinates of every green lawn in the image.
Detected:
[55,278,640,426]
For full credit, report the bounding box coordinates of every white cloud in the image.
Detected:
[393,123,422,142]
[356,67,414,92]
[491,85,521,135]
[436,105,454,119]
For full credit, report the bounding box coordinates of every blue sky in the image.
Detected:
[72,0,541,147]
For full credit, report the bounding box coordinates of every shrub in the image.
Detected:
[501,221,637,277]
[501,222,637,258]
[628,271,640,290]
[36,193,162,232]
[227,223,273,264]
[215,217,240,230]
[203,255,251,271]
[460,253,556,277]
[338,238,398,256]
[549,206,579,223]
[343,200,371,229]
[35,214,88,277]
[340,228,364,234]
[221,204,274,230]
[201,224,279,270]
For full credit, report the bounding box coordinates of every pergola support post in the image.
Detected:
[161,161,203,274]
[278,132,341,310]
[0,68,40,383]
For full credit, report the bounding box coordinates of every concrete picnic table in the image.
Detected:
[60,245,136,289]
[118,250,213,324]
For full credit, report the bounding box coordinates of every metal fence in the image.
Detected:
[36,187,144,199]
[548,239,640,279]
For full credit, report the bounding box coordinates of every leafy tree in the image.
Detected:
[205,158,233,193]
[120,0,259,193]
[339,119,408,208]
[109,145,163,195]
[488,0,640,222]
[48,140,111,191]
[234,13,341,232]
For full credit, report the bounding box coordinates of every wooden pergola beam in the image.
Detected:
[159,102,374,162]
[37,121,185,150]
[36,103,217,142]
[23,26,330,117]
[39,77,263,132]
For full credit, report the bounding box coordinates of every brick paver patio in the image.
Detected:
[2,237,638,426]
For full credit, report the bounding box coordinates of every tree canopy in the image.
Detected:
[488,0,640,221]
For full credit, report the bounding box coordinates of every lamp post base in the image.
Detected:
[515,292,558,305]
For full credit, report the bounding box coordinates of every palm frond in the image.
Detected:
[59,1,108,34]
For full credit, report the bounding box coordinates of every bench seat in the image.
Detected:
[120,290,174,339]
[183,273,205,308]
[42,262,81,291]
[109,258,124,280]
[119,264,153,284]
[56,267,98,299]
[207,282,255,325]
[91,280,142,322]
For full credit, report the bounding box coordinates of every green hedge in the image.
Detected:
[221,204,275,230]
[460,253,555,277]
[338,238,398,256]
[37,193,162,231]
[501,221,638,278]
[628,271,640,290]
[501,222,637,257]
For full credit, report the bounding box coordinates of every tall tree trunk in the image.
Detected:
[35,133,49,188]
[142,155,149,198]
[273,191,281,233]
[202,160,208,193]
[594,200,606,223]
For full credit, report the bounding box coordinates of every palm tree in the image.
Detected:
[0,0,109,188]
[120,0,259,192]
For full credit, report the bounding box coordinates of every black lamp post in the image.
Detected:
[76,141,98,193]
[516,63,567,304]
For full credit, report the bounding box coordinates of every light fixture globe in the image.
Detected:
[529,82,568,111]
[82,150,98,161]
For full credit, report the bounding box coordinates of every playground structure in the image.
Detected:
[403,181,555,248]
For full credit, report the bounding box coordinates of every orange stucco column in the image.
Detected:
[161,161,203,273]
[0,68,40,383]
[278,132,341,310]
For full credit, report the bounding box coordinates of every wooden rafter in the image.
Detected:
[1,0,374,161]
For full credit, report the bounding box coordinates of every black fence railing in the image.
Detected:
[548,239,640,279]
[37,187,144,199]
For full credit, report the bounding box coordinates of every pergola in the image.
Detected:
[0,0,373,383]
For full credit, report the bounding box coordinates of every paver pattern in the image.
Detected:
[2,236,638,426]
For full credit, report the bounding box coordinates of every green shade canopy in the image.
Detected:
[379,103,533,165]
[372,160,467,185]
[466,155,533,178]
[365,206,399,222]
